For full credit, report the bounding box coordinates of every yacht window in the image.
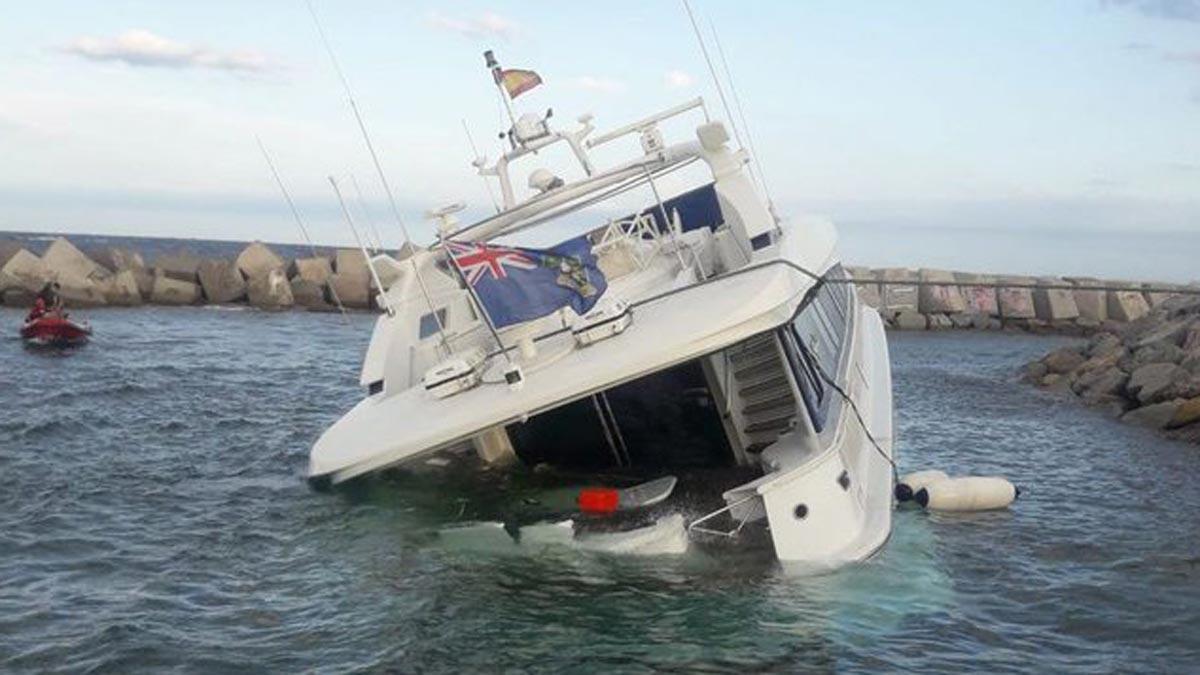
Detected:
[419,308,448,339]
[780,328,827,432]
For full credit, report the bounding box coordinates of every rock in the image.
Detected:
[927,313,953,330]
[1121,400,1184,429]
[1132,318,1191,350]
[997,277,1036,319]
[291,257,334,284]
[955,272,999,317]
[1107,289,1150,323]
[41,237,109,281]
[88,246,145,272]
[1181,321,1200,353]
[892,310,927,330]
[246,269,294,310]
[132,268,155,301]
[290,278,332,310]
[1021,361,1049,383]
[1074,367,1128,404]
[1087,332,1123,358]
[155,250,204,283]
[197,260,247,304]
[53,271,107,307]
[1183,353,1200,376]
[1122,343,1185,371]
[328,273,372,310]
[918,269,966,314]
[1169,398,1200,429]
[150,273,202,305]
[1032,279,1080,321]
[1043,347,1086,374]
[877,268,918,316]
[99,269,143,306]
[1142,283,1174,308]
[236,242,286,280]
[1,249,49,292]
[950,313,976,329]
[1127,363,1185,404]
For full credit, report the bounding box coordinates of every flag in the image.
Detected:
[498,68,542,99]
[446,235,606,329]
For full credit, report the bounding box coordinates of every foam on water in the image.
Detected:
[2,308,1199,672]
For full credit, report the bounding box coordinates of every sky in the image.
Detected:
[0,1,1198,277]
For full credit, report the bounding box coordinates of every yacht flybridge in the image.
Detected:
[309,52,895,567]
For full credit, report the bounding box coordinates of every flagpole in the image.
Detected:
[437,237,514,368]
[484,50,518,129]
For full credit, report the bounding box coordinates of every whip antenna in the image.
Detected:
[708,16,775,214]
[256,136,349,323]
[305,0,449,347]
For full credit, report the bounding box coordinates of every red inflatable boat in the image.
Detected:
[20,314,92,347]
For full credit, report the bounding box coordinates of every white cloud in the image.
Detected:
[569,76,625,94]
[664,70,695,89]
[59,30,278,74]
[427,11,519,40]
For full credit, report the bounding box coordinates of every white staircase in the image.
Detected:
[725,333,798,453]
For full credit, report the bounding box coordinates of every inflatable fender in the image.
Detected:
[894,469,949,502]
[914,477,1019,512]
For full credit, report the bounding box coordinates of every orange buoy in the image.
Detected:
[578,488,620,515]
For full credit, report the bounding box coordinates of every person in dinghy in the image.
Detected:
[27,282,63,322]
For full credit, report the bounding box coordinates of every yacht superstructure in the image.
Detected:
[309,53,895,567]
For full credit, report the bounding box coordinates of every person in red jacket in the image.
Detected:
[26,295,47,322]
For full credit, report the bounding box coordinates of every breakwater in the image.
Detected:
[3,235,1197,325]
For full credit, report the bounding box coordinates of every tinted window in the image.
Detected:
[419,308,447,339]
[785,269,852,431]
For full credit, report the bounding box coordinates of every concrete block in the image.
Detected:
[41,237,108,281]
[0,249,48,292]
[236,242,287,280]
[878,268,918,316]
[1033,278,1080,321]
[997,277,1036,319]
[918,269,966,314]
[955,272,999,316]
[100,269,143,306]
[329,272,372,309]
[291,257,334,284]
[1107,289,1150,322]
[247,269,294,310]
[155,250,204,283]
[197,260,247,304]
[150,273,201,305]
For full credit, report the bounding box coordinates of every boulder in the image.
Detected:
[955,272,999,316]
[1183,353,1200,376]
[1107,289,1150,323]
[1142,283,1175,308]
[328,273,372,310]
[1043,347,1086,374]
[997,277,1036,319]
[1169,398,1200,429]
[197,260,247,304]
[150,273,201,305]
[928,313,954,330]
[237,242,287,280]
[893,310,927,330]
[877,268,918,316]
[291,257,334,284]
[246,269,294,310]
[290,278,332,310]
[1086,332,1124,359]
[1,249,50,292]
[1021,361,1049,383]
[1183,322,1200,353]
[88,246,145,272]
[155,250,204,283]
[1032,279,1080,321]
[1121,400,1184,429]
[99,269,143,306]
[1127,363,1185,404]
[1132,317,1191,351]
[918,269,966,314]
[1075,367,1129,405]
[950,313,976,329]
[41,237,108,281]
[1122,343,1185,371]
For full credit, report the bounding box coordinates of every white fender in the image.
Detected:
[915,477,1018,512]
[894,470,950,502]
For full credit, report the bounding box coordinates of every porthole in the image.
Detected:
[794,503,808,520]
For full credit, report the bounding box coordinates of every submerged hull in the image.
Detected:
[20,316,92,347]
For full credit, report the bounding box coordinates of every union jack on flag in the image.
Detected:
[445,241,537,286]
[444,236,607,329]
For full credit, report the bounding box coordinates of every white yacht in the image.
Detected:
[309,56,895,568]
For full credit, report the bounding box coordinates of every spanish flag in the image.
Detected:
[498,68,542,99]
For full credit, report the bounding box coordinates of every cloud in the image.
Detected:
[60,30,278,73]
[1102,0,1200,21]
[663,70,695,89]
[569,76,625,94]
[427,11,518,40]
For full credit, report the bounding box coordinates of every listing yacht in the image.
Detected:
[309,59,895,567]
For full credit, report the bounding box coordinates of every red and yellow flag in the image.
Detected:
[499,68,542,99]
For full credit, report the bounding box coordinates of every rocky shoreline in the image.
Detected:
[1,236,389,312]
[1021,295,1200,444]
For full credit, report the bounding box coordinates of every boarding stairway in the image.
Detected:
[724,333,799,454]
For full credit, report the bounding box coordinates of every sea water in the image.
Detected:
[1,307,1198,672]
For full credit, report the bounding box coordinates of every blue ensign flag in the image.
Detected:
[446,235,607,328]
